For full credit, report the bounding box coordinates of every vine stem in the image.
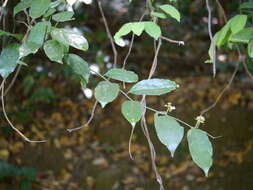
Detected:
[1,80,46,143]
[206,0,217,77]
[97,0,118,67]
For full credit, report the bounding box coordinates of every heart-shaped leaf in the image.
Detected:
[154,113,184,157]
[51,28,89,51]
[144,22,161,40]
[43,40,64,63]
[187,128,213,176]
[129,78,178,95]
[65,54,90,84]
[104,68,138,83]
[95,81,119,108]
[121,101,142,127]
[29,0,51,19]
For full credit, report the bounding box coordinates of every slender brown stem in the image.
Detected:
[67,101,98,132]
[1,80,46,143]
[97,1,118,67]
[161,36,184,45]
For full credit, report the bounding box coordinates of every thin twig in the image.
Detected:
[148,38,162,79]
[128,127,134,160]
[200,58,241,116]
[67,101,98,132]
[97,1,118,67]
[206,0,217,77]
[1,80,46,143]
[161,36,185,46]
[4,65,22,96]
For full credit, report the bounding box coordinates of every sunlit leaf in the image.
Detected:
[104,68,138,83]
[52,11,74,22]
[29,0,51,19]
[131,22,145,36]
[51,28,89,51]
[150,11,167,19]
[95,81,119,108]
[159,4,181,22]
[154,113,184,157]
[121,101,142,127]
[144,22,161,40]
[43,40,64,63]
[129,78,178,95]
[215,22,231,48]
[187,128,213,176]
[0,44,20,79]
[65,54,90,84]
[229,27,253,43]
[230,15,247,34]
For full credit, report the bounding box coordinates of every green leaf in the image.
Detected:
[144,22,161,40]
[154,113,184,157]
[240,2,253,9]
[0,43,20,79]
[187,128,213,176]
[0,29,23,40]
[52,11,74,22]
[150,11,167,19]
[129,78,178,95]
[214,22,231,48]
[104,68,138,83]
[159,4,181,22]
[65,54,90,84]
[14,0,32,17]
[44,8,56,17]
[114,23,132,40]
[229,27,253,44]
[248,39,253,58]
[230,15,247,34]
[121,101,142,127]
[50,0,63,8]
[19,21,51,58]
[29,0,51,19]
[43,40,64,63]
[51,28,89,51]
[131,22,145,36]
[95,81,119,108]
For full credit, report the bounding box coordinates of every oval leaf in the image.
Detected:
[14,0,32,17]
[51,28,89,51]
[144,22,161,40]
[230,15,247,34]
[229,27,253,44]
[52,11,74,22]
[95,81,119,108]
[154,114,184,157]
[43,40,64,63]
[129,78,178,95]
[65,54,90,84]
[121,101,142,127]
[159,4,181,22]
[29,0,51,19]
[215,23,231,48]
[187,128,213,176]
[0,43,20,79]
[104,68,138,83]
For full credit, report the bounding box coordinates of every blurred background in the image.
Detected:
[0,0,253,189]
